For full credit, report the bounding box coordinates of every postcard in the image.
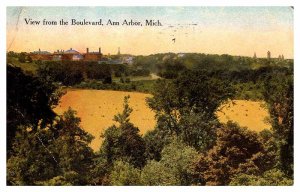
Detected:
[6,6,294,186]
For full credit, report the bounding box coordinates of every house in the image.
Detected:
[122,56,134,65]
[29,49,52,61]
[83,47,102,61]
[53,48,83,61]
[27,46,110,62]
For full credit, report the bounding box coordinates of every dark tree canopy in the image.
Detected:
[7,65,61,154]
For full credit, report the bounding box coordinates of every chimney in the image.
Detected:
[39,48,41,53]
[70,48,72,50]
[99,47,101,54]
[57,49,59,53]
[87,48,89,54]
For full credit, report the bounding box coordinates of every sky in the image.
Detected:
[6,7,294,58]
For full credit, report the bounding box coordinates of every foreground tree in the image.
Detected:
[99,96,146,168]
[263,72,293,177]
[230,169,293,186]
[7,108,95,185]
[7,126,59,185]
[7,65,62,155]
[49,108,95,185]
[109,160,141,186]
[141,139,199,185]
[146,70,234,160]
[194,122,263,185]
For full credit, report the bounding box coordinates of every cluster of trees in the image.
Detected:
[7,59,293,185]
[133,53,293,80]
[37,61,113,86]
[7,51,33,63]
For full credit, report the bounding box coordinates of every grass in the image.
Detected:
[54,89,156,151]
[7,57,39,74]
[55,89,271,151]
[216,100,271,132]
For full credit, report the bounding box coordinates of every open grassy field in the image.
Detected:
[216,100,271,132]
[55,89,271,151]
[54,89,156,151]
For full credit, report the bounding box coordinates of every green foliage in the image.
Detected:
[27,55,33,63]
[263,71,293,176]
[178,112,218,152]
[51,108,95,185]
[37,171,81,186]
[37,62,84,86]
[140,160,176,185]
[7,108,95,185]
[160,140,199,185]
[37,61,126,86]
[99,96,146,168]
[37,175,72,186]
[7,127,59,185]
[7,51,294,186]
[194,122,264,185]
[109,160,141,186]
[18,52,26,63]
[141,139,199,185]
[230,169,293,186]
[147,70,234,152]
[143,128,174,161]
[129,68,150,77]
[148,70,234,123]
[7,65,62,155]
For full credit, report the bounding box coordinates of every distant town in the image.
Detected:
[27,47,134,65]
[26,47,288,65]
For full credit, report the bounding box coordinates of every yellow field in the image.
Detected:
[54,89,156,151]
[55,89,271,151]
[216,100,271,132]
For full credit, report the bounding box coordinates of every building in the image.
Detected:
[84,47,102,61]
[267,51,271,59]
[177,53,185,58]
[52,48,83,61]
[122,56,134,65]
[253,52,257,59]
[29,48,52,61]
[27,46,113,62]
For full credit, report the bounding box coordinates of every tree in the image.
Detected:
[27,55,33,63]
[194,122,263,185]
[263,72,293,177]
[178,112,218,152]
[99,96,146,168]
[140,160,177,185]
[7,65,62,155]
[143,128,174,161]
[141,139,199,185]
[159,139,199,185]
[109,160,141,186]
[147,70,234,151]
[18,52,26,63]
[51,108,95,185]
[7,108,95,186]
[230,169,293,186]
[7,126,59,185]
